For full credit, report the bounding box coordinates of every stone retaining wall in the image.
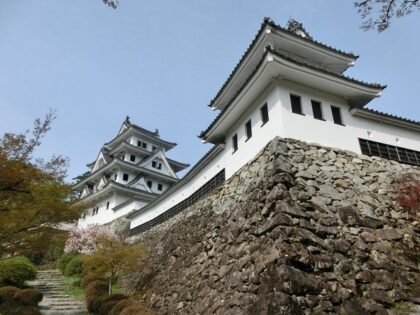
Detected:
[128,137,420,315]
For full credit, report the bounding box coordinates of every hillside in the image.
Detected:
[128,137,420,315]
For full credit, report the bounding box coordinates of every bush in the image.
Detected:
[57,252,79,273]
[0,305,42,315]
[119,303,154,315]
[0,256,37,287]
[0,286,19,303]
[80,272,104,289]
[13,288,43,306]
[85,280,109,314]
[109,299,133,315]
[97,294,127,315]
[63,255,84,277]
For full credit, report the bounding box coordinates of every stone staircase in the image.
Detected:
[27,270,88,315]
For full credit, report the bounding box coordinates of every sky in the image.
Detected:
[1,0,419,181]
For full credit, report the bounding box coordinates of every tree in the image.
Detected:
[103,0,119,9]
[64,225,119,255]
[355,0,420,32]
[83,238,146,294]
[0,110,84,258]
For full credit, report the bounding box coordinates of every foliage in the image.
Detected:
[98,294,128,315]
[64,225,118,255]
[85,280,109,314]
[355,0,420,32]
[0,286,42,315]
[0,256,37,287]
[0,286,20,302]
[393,175,420,216]
[119,303,154,315]
[64,255,84,277]
[57,252,80,273]
[0,110,84,258]
[103,0,119,9]
[83,238,146,294]
[80,273,105,289]
[109,299,133,315]
[12,288,43,306]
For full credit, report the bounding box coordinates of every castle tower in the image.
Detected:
[74,117,189,227]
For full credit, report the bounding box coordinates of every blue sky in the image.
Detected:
[1,0,419,181]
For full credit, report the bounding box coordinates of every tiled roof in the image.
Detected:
[208,17,358,108]
[359,108,420,127]
[200,48,385,139]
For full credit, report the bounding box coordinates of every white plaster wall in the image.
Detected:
[78,193,147,228]
[130,150,225,228]
[130,79,420,230]
[277,81,420,154]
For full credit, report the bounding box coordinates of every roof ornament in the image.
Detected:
[125,116,131,124]
[286,18,312,40]
[154,128,160,137]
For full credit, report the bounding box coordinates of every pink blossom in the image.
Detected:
[64,224,119,254]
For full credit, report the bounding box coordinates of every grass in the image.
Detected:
[62,275,85,300]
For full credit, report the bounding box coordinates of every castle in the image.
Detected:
[75,18,420,232]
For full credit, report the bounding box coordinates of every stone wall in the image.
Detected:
[128,137,420,315]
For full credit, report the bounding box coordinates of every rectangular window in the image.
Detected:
[122,173,129,181]
[232,134,238,153]
[130,155,135,162]
[311,100,324,120]
[245,120,252,141]
[147,180,152,188]
[137,140,142,147]
[290,94,303,115]
[152,146,157,151]
[114,174,117,181]
[142,142,147,149]
[106,202,110,210]
[331,106,344,125]
[157,183,163,191]
[359,138,420,166]
[260,103,269,125]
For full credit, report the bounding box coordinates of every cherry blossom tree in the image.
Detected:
[64,225,119,254]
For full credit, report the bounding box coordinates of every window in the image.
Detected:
[106,202,110,210]
[152,146,157,151]
[359,139,420,166]
[114,174,117,181]
[232,134,238,153]
[311,100,324,120]
[260,103,269,125]
[157,183,163,191]
[290,94,303,115]
[137,140,142,147]
[130,155,136,162]
[122,173,129,181]
[142,142,147,149]
[152,161,162,169]
[331,106,344,125]
[245,120,252,141]
[147,180,153,188]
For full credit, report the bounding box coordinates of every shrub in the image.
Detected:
[1,305,42,315]
[57,252,79,273]
[109,299,133,315]
[80,273,104,289]
[63,255,84,277]
[85,280,109,314]
[0,286,19,303]
[13,288,43,306]
[97,294,128,315]
[119,303,154,315]
[0,256,37,287]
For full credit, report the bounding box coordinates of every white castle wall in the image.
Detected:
[130,80,420,230]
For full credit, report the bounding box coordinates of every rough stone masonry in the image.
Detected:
[127,137,420,315]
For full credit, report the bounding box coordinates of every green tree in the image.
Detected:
[83,238,146,294]
[0,110,83,258]
[355,0,419,32]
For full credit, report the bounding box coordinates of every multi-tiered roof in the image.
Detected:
[74,117,189,209]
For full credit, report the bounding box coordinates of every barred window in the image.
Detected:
[359,139,420,166]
